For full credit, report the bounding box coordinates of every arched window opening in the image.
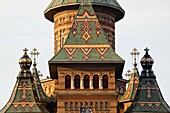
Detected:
[102,75,108,89]
[84,75,89,89]
[90,102,93,107]
[75,102,78,110]
[100,102,104,111]
[93,75,99,89]
[105,102,109,110]
[80,102,83,107]
[95,102,98,111]
[85,102,88,107]
[63,17,66,22]
[65,102,68,110]
[65,75,71,89]
[70,102,73,110]
[69,16,72,20]
[74,75,80,89]
[60,18,62,23]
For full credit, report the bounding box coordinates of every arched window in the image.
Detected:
[95,102,98,111]
[85,102,88,107]
[74,75,80,89]
[93,75,99,89]
[65,102,68,110]
[63,17,66,22]
[70,102,73,110]
[90,102,93,107]
[102,75,108,89]
[69,16,72,20]
[65,75,71,89]
[60,18,62,23]
[100,102,104,110]
[75,102,78,110]
[105,102,108,110]
[84,75,89,89]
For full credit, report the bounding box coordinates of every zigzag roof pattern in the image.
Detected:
[125,49,170,113]
[49,2,124,63]
[0,50,50,113]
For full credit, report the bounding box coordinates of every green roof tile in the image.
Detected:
[0,50,50,113]
[49,2,124,63]
[125,49,170,113]
[44,0,124,22]
[119,67,139,103]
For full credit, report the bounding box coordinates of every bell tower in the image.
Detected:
[42,0,128,111]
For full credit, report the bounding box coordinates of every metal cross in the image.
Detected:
[125,70,131,80]
[30,48,40,66]
[23,48,28,54]
[130,48,140,68]
[144,47,149,54]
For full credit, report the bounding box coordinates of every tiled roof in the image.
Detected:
[125,49,170,113]
[44,0,124,22]
[119,67,139,102]
[0,50,50,113]
[49,2,124,63]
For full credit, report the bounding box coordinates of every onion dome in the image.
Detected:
[44,0,125,22]
[19,48,32,71]
[0,49,50,113]
[140,47,154,73]
[140,48,155,78]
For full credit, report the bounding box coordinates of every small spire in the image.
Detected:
[30,48,40,67]
[130,48,140,68]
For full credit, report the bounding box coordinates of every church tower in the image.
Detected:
[43,0,128,112]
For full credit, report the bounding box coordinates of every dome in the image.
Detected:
[140,48,154,71]
[44,0,125,22]
[19,48,32,70]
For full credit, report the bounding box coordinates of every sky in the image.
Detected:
[0,0,170,109]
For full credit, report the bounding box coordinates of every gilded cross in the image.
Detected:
[130,48,140,67]
[125,70,131,80]
[23,48,28,54]
[30,48,40,66]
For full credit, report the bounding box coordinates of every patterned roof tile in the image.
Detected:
[49,2,124,63]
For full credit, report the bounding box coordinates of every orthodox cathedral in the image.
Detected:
[1,0,170,113]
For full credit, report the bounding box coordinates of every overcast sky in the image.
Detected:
[0,0,170,109]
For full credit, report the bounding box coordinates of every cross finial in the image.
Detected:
[30,48,40,67]
[125,70,131,80]
[130,48,140,68]
[23,48,28,54]
[144,47,149,54]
